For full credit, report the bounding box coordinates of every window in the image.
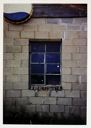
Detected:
[29,40,62,88]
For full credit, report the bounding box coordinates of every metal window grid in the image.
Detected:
[29,39,62,87]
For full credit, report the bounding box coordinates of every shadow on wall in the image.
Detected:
[3,104,86,125]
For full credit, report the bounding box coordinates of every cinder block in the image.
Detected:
[22,90,35,97]
[38,91,49,97]
[50,105,64,112]
[35,31,49,39]
[67,25,80,30]
[62,75,78,82]
[44,97,56,104]
[23,24,38,31]
[4,38,14,46]
[22,46,29,53]
[14,53,28,60]
[65,31,87,39]
[72,83,87,91]
[4,67,14,75]
[3,75,6,82]
[65,31,79,39]
[65,106,70,113]
[65,90,80,97]
[79,75,87,82]
[57,98,72,105]
[46,18,59,24]
[72,53,87,60]
[80,91,87,98]
[4,82,13,90]
[4,98,16,106]
[80,107,86,119]
[21,31,34,38]
[62,82,71,90]
[3,62,6,70]
[13,67,28,74]
[61,18,73,24]
[51,90,64,97]
[20,75,28,82]
[73,39,87,46]
[14,39,29,46]
[6,90,21,97]
[21,60,28,67]
[4,21,9,30]
[26,105,36,112]
[62,39,73,46]
[29,18,46,24]
[36,105,49,112]
[72,68,86,75]
[62,68,71,74]
[29,97,44,104]
[62,46,79,53]
[70,106,80,115]
[5,31,20,38]
[80,83,87,91]
[51,24,66,31]
[79,46,87,53]
[6,75,21,82]
[38,24,52,31]
[13,81,28,89]
[73,18,87,24]
[77,60,87,68]
[62,60,77,68]
[5,45,22,53]
[81,24,87,31]
[49,32,64,39]
[9,24,23,31]
[71,83,81,90]
[3,53,14,60]
[16,97,28,105]
[6,60,21,67]
[62,53,72,60]
[73,98,86,106]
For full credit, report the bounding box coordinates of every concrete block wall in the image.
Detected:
[3,18,87,120]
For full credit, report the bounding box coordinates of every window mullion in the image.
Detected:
[44,43,46,86]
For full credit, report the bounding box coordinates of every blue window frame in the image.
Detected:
[29,40,62,86]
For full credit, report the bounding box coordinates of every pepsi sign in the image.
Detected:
[4,4,33,24]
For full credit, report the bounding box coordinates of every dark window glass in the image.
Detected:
[29,41,61,86]
[46,75,60,85]
[31,64,44,73]
[31,43,45,52]
[31,75,44,84]
[31,53,44,63]
[46,43,60,52]
[46,53,60,63]
[47,64,60,74]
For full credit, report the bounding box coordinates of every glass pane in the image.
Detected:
[31,43,45,52]
[46,75,60,85]
[31,75,44,84]
[31,64,44,73]
[46,43,60,52]
[46,53,60,63]
[47,64,60,74]
[31,54,44,63]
